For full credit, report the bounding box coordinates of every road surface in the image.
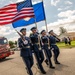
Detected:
[0,48,75,75]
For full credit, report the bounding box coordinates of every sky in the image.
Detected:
[0,0,75,41]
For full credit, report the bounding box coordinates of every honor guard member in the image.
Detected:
[18,28,34,75]
[49,30,60,64]
[30,27,46,74]
[41,30,55,69]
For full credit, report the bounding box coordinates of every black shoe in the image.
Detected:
[55,62,60,64]
[42,71,46,74]
[45,60,49,65]
[26,68,29,74]
[36,63,40,69]
[50,66,55,69]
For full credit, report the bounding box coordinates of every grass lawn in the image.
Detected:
[57,41,75,48]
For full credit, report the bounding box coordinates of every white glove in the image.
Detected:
[52,48,54,51]
[23,40,28,45]
[42,43,44,45]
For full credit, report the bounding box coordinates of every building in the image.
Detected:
[67,32,75,40]
[58,32,75,41]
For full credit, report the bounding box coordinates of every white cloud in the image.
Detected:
[58,6,72,11]
[8,30,32,41]
[51,0,60,6]
[41,14,75,34]
[52,15,75,26]
[58,8,62,11]
[64,24,75,31]
[65,1,72,5]
[0,0,75,41]
[17,0,24,2]
[8,1,13,3]
[58,10,75,18]
[8,36,19,41]
[64,6,72,10]
[32,1,41,4]
[0,26,16,36]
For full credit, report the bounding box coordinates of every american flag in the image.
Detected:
[0,0,34,25]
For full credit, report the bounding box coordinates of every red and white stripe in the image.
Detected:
[0,3,34,25]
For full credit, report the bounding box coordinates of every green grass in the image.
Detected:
[56,41,75,48]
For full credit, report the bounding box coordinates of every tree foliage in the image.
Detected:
[59,27,67,35]
[9,41,15,48]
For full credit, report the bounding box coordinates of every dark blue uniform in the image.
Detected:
[41,36,55,68]
[64,37,68,45]
[49,35,60,64]
[18,36,33,75]
[30,33,46,74]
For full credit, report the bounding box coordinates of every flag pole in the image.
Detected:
[34,16,38,30]
[34,16,40,33]
[45,19,48,33]
[42,0,48,33]
[33,0,48,33]
[30,0,38,31]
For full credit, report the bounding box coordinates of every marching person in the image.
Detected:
[30,27,46,74]
[64,37,68,45]
[18,28,34,75]
[41,30,55,69]
[67,37,71,45]
[49,30,60,64]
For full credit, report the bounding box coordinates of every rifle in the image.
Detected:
[15,29,25,41]
[47,36,50,49]
[52,32,60,42]
[38,34,42,50]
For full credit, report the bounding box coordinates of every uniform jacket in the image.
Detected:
[18,36,32,57]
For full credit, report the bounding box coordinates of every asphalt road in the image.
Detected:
[0,48,75,75]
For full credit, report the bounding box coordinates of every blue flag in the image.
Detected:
[12,2,45,28]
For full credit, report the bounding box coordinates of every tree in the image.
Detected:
[15,41,17,45]
[9,41,15,48]
[59,27,67,35]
